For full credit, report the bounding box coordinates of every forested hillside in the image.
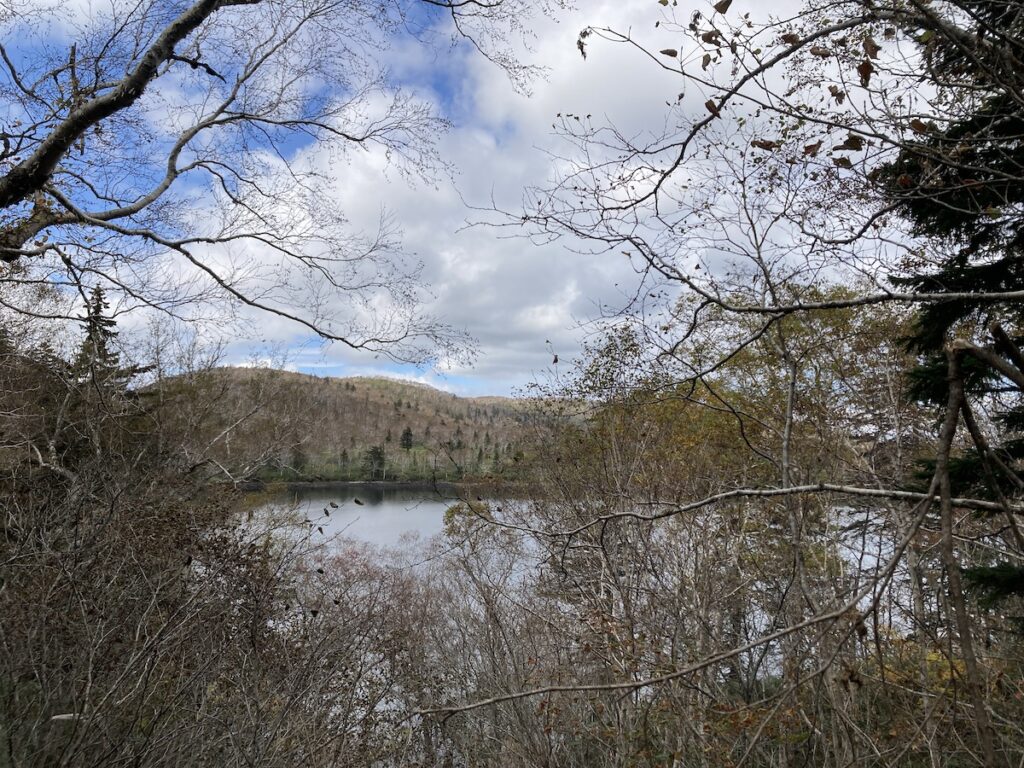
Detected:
[172,368,540,482]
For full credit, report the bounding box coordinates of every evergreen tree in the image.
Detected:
[400,426,414,451]
[361,445,386,480]
[884,1,1024,610]
[73,286,120,384]
[71,285,147,397]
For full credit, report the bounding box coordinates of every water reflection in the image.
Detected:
[257,483,460,547]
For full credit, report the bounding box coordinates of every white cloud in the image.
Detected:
[104,0,795,395]
[228,0,694,393]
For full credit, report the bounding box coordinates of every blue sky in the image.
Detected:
[12,0,698,396]
[214,0,692,396]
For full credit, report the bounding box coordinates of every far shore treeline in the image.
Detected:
[179,368,542,484]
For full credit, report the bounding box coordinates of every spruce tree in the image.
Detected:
[73,286,126,391]
[885,0,1024,611]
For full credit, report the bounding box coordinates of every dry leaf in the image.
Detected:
[833,133,865,151]
[857,59,874,87]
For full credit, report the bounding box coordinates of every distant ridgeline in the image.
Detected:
[173,368,543,483]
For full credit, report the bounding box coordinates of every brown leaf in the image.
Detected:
[713,0,732,13]
[803,140,823,156]
[863,36,880,58]
[702,52,712,69]
[857,59,874,87]
[833,156,854,169]
[810,45,832,57]
[660,48,679,58]
[704,99,721,117]
[828,84,846,105]
[751,139,780,151]
[833,133,865,151]
[701,30,721,44]
[781,32,800,45]
[897,173,913,188]
[909,118,930,134]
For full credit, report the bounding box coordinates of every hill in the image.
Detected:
[163,367,544,483]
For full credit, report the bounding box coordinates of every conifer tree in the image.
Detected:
[73,286,124,390]
[885,0,1024,610]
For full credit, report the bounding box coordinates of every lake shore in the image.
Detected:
[237,478,526,497]
[241,479,458,493]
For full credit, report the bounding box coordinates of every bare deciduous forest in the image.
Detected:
[2,0,1024,766]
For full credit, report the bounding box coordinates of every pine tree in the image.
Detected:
[400,426,414,451]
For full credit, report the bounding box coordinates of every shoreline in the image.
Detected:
[237,478,529,499]
[274,479,457,493]
[239,479,473,494]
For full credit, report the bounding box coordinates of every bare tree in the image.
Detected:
[0,0,565,361]
[420,1,1024,764]
[0,313,453,767]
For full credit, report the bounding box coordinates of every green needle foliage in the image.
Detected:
[885,0,1024,607]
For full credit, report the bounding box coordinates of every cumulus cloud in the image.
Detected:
[227,0,693,394]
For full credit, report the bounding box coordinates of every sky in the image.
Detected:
[7,0,762,396]
[224,0,688,396]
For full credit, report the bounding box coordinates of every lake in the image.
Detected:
[256,483,462,547]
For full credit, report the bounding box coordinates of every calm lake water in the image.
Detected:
[257,483,461,547]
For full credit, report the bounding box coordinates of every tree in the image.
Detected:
[445,0,1024,761]
[0,0,565,361]
[72,287,116,372]
[400,425,414,451]
[878,0,1024,613]
[2,316,472,766]
[362,444,387,480]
